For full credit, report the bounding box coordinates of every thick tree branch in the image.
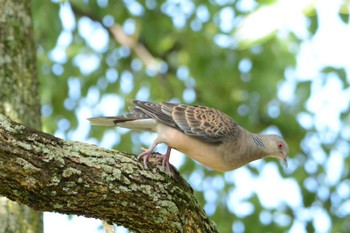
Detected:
[0,114,217,232]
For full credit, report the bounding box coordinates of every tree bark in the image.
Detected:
[0,0,43,232]
[0,114,218,232]
[0,0,41,125]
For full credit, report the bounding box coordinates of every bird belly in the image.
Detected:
[156,124,232,171]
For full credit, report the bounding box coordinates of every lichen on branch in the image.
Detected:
[0,114,217,232]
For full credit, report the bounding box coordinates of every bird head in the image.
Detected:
[265,135,289,168]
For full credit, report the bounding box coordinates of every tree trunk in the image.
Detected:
[0,0,43,232]
[0,114,218,232]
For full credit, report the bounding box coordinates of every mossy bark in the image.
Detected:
[0,0,42,232]
[0,115,218,232]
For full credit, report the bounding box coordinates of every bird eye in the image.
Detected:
[277,143,283,150]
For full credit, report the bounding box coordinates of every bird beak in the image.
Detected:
[282,154,288,168]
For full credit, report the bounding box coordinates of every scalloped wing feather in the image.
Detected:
[131,100,238,143]
[171,104,238,143]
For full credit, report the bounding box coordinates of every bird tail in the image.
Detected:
[88,116,131,126]
[88,107,156,131]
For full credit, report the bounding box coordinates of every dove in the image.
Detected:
[88,100,289,173]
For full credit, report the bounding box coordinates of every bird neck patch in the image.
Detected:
[252,135,265,147]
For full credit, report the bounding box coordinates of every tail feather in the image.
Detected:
[87,117,129,126]
[89,99,174,131]
[88,116,157,131]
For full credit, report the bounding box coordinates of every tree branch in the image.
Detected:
[69,2,161,73]
[0,114,217,232]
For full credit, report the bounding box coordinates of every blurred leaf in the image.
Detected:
[33,0,350,232]
[321,66,347,86]
[339,12,349,23]
[295,81,311,109]
[306,11,318,36]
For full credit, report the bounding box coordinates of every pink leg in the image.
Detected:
[154,146,173,173]
[162,146,173,173]
[138,142,173,173]
[137,141,158,169]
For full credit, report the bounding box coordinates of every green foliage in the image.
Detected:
[33,0,350,232]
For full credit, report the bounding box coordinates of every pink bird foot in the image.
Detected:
[137,141,158,169]
[137,142,173,174]
[155,146,173,174]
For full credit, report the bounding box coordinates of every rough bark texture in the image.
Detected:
[0,0,43,232]
[0,0,41,126]
[0,115,218,232]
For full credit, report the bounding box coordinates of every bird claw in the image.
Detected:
[137,144,173,175]
[137,150,151,169]
[137,142,158,169]
[157,153,173,174]
[155,147,173,174]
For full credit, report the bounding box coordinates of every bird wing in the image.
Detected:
[130,100,177,128]
[132,100,238,143]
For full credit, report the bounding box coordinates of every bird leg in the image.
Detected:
[155,146,173,174]
[138,142,173,173]
[138,141,158,169]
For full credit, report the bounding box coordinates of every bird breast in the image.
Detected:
[155,123,235,171]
